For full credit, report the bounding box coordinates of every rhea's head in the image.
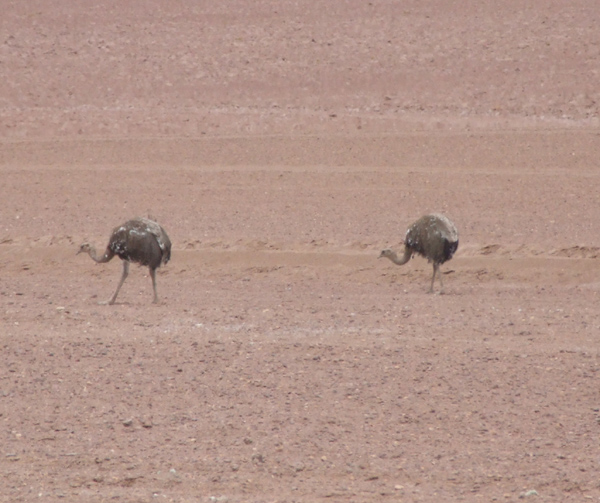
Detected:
[77,243,91,255]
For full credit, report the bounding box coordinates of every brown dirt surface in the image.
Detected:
[1,1,600,502]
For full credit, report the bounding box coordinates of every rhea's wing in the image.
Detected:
[136,217,171,264]
[429,214,459,263]
[430,213,459,242]
[404,216,430,257]
[404,214,459,264]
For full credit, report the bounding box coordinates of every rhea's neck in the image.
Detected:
[387,247,412,265]
[87,246,114,263]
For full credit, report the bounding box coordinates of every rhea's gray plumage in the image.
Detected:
[78,217,171,304]
[379,214,458,293]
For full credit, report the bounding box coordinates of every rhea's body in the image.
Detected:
[379,214,458,293]
[78,217,171,304]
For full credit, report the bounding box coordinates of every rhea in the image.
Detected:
[77,217,171,304]
[379,214,459,293]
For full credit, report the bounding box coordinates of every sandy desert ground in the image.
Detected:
[1,1,600,502]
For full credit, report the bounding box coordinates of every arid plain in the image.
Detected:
[1,1,600,502]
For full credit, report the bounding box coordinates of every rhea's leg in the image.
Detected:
[106,260,129,305]
[150,267,159,303]
[431,263,444,294]
[429,263,441,294]
[428,264,435,293]
[437,264,444,293]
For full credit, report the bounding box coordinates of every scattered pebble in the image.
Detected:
[251,453,265,464]
[519,489,539,498]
